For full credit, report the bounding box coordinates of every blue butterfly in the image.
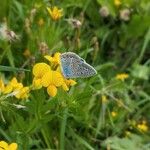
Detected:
[60,52,97,78]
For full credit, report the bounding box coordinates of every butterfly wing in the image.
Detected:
[60,52,81,78]
[60,52,97,78]
[76,62,97,78]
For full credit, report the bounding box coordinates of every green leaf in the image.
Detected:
[102,134,145,150]
[121,15,150,39]
[131,64,150,80]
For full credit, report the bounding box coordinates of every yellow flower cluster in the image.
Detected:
[47,6,63,21]
[0,77,29,99]
[137,120,148,132]
[32,52,77,97]
[116,73,129,81]
[0,141,18,150]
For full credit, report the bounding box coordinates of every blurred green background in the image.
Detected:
[0,0,150,149]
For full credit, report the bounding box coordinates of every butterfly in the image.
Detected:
[60,52,97,78]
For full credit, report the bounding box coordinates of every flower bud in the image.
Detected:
[38,42,49,55]
[99,6,109,18]
[66,18,82,28]
[119,8,131,21]
[0,23,19,42]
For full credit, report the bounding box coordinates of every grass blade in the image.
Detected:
[0,65,30,72]
[69,127,94,150]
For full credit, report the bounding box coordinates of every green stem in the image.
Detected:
[60,107,68,150]
[41,128,51,148]
[136,27,150,64]
[0,126,11,141]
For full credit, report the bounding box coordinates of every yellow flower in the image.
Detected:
[32,78,42,89]
[0,78,5,93]
[116,73,129,81]
[47,85,57,97]
[137,121,148,132]
[114,0,121,7]
[15,86,30,99]
[62,79,77,91]
[3,84,13,94]
[137,124,148,132]
[0,141,18,150]
[111,111,117,117]
[65,79,77,86]
[41,70,63,87]
[9,77,18,85]
[102,95,108,103]
[3,77,23,94]
[13,83,23,91]
[0,77,29,99]
[2,77,29,99]
[41,70,64,97]
[38,18,44,26]
[47,6,63,21]
[32,63,51,89]
[62,83,69,91]
[33,63,51,78]
[44,52,61,66]
[32,54,77,97]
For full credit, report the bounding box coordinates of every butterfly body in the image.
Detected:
[60,52,97,78]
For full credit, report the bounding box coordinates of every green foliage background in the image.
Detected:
[0,0,150,149]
